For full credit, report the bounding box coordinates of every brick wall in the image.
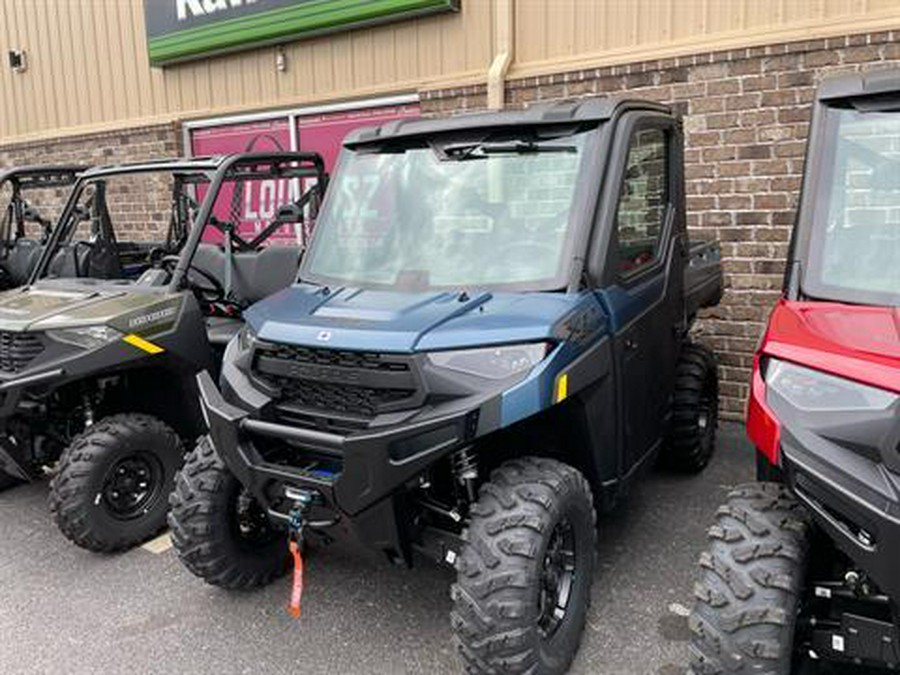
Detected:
[0,123,183,241]
[421,30,900,419]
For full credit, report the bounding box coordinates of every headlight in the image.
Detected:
[765,358,896,412]
[47,325,123,350]
[427,343,550,380]
[237,324,256,352]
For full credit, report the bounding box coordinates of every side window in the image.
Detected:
[615,127,669,276]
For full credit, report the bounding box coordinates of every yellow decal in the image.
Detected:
[555,373,569,403]
[123,333,165,355]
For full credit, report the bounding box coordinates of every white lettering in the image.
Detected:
[243,185,258,220]
[176,0,204,20]
[177,0,258,21]
[259,180,277,220]
[203,0,229,12]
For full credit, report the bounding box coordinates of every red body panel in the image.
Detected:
[748,299,900,463]
[762,299,900,394]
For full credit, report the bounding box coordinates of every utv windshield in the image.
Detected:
[804,105,900,306]
[302,128,591,291]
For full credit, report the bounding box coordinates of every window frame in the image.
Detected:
[611,122,674,286]
[799,104,900,307]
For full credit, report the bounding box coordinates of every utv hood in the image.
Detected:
[0,285,174,332]
[245,284,587,352]
[764,300,900,393]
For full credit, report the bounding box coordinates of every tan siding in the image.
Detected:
[2,0,900,144]
[510,0,900,78]
[513,0,900,70]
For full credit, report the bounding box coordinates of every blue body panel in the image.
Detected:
[245,284,617,430]
[594,273,666,333]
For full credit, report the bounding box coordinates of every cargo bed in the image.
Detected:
[684,239,723,319]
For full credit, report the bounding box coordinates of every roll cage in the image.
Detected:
[0,166,86,250]
[30,152,328,293]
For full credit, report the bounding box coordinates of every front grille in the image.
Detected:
[0,332,43,373]
[276,377,413,417]
[264,345,410,372]
[253,345,422,421]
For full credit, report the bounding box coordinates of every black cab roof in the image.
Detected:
[344,97,672,147]
[816,68,900,102]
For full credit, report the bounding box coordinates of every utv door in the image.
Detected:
[604,115,686,473]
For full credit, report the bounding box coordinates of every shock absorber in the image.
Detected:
[82,392,95,428]
[452,446,479,503]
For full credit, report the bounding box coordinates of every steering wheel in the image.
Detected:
[147,246,169,266]
[160,254,224,304]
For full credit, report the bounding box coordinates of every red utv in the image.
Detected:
[690,70,900,674]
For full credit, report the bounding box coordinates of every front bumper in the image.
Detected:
[0,364,70,479]
[197,369,495,519]
[781,434,900,602]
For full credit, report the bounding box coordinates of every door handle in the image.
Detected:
[625,338,638,351]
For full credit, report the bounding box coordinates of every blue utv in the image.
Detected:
[169,97,723,675]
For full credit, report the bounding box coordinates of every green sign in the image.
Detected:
[144,0,460,66]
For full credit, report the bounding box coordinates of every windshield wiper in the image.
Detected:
[480,142,576,154]
[438,141,576,161]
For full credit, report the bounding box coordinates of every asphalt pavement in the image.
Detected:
[0,423,754,675]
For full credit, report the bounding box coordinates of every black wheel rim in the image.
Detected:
[232,488,279,551]
[101,452,164,520]
[538,518,577,639]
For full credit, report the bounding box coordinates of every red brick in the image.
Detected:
[690,97,726,114]
[706,79,741,96]
[741,75,777,92]
[737,144,771,160]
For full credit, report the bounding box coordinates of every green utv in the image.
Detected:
[0,166,85,290]
[0,152,326,552]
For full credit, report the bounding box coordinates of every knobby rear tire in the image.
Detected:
[689,482,811,675]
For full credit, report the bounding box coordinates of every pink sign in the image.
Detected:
[296,104,421,170]
[191,119,301,244]
[188,104,420,246]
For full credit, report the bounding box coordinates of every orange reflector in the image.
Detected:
[123,334,164,355]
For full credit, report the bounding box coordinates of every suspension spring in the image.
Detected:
[82,393,95,428]
[452,446,479,503]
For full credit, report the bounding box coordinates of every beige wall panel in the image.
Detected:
[2,0,900,144]
[393,23,420,83]
[511,0,900,77]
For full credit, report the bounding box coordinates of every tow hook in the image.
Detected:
[284,486,320,619]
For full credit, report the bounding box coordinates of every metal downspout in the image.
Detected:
[487,0,514,110]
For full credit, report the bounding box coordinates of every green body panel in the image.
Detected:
[0,285,184,335]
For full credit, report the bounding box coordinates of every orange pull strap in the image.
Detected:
[288,540,304,619]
